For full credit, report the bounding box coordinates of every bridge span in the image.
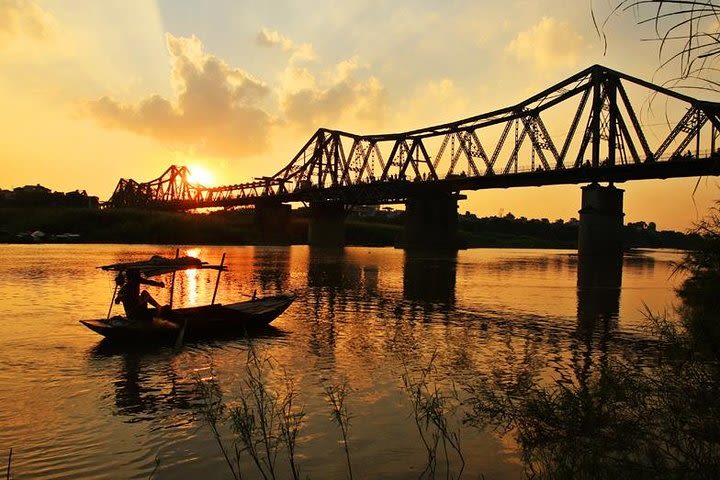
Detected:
[107,64,720,252]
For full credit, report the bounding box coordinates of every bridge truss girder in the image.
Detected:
[273,65,720,190]
[106,64,720,210]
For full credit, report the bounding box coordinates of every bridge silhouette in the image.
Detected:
[107,64,720,250]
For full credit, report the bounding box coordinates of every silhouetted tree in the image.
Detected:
[597,1,720,92]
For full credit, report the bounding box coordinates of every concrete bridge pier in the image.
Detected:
[399,192,465,250]
[308,202,346,247]
[578,183,624,258]
[254,201,292,244]
[576,183,624,344]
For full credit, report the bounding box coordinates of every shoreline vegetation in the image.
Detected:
[0,205,699,250]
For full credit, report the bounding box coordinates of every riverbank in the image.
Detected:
[0,206,700,249]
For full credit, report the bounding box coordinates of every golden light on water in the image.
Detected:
[183,248,202,306]
[185,269,198,305]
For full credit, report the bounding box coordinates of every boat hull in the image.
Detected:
[80,294,294,341]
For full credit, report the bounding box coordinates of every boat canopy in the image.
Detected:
[99,255,228,277]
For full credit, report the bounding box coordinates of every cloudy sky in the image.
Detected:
[1,0,719,229]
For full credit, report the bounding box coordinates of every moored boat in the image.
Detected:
[80,294,294,341]
[80,253,295,342]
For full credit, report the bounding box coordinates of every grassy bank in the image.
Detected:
[0,207,264,244]
[0,206,698,249]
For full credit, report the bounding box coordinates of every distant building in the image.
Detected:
[64,190,99,208]
[14,184,51,194]
[1,184,99,208]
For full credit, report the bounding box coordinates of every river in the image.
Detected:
[0,244,684,479]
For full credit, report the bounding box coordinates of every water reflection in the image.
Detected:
[362,265,379,294]
[89,331,285,423]
[89,344,197,422]
[576,254,622,335]
[403,250,457,305]
[252,246,291,294]
[307,247,362,290]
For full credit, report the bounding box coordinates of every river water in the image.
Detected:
[0,244,684,479]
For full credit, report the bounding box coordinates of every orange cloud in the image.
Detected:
[0,0,56,46]
[280,57,386,130]
[84,33,272,157]
[506,17,585,69]
[84,30,388,156]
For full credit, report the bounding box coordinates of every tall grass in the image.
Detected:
[322,380,354,480]
[195,346,305,480]
[463,312,720,479]
[401,351,465,480]
[6,448,11,480]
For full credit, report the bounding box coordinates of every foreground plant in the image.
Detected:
[595,0,720,89]
[401,351,465,480]
[6,448,12,480]
[464,310,720,479]
[195,346,305,480]
[673,206,720,359]
[323,380,354,480]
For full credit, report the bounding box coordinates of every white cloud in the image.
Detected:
[256,28,293,50]
[279,55,386,130]
[83,31,390,155]
[393,78,471,129]
[85,33,272,157]
[0,0,56,44]
[256,27,315,63]
[506,17,585,69]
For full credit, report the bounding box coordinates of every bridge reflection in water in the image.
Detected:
[403,250,457,305]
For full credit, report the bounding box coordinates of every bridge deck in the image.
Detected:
[154,157,720,209]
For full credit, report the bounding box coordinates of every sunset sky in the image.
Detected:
[2,0,719,230]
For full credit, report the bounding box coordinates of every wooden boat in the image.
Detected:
[80,253,295,342]
[80,294,294,341]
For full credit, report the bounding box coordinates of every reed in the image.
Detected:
[463,311,720,479]
[278,375,304,480]
[6,448,11,480]
[401,351,465,480]
[148,455,160,479]
[195,346,305,480]
[323,380,354,480]
[230,347,281,480]
[195,372,241,479]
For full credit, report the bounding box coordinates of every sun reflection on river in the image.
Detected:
[183,248,201,306]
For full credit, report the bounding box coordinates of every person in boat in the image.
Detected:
[114,270,165,321]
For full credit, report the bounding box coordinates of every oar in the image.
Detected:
[211,253,226,305]
[169,248,179,309]
[174,317,187,350]
[107,282,119,320]
[170,248,187,350]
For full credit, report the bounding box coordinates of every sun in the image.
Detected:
[186,165,215,186]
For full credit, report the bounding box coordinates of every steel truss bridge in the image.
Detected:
[107,64,720,210]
